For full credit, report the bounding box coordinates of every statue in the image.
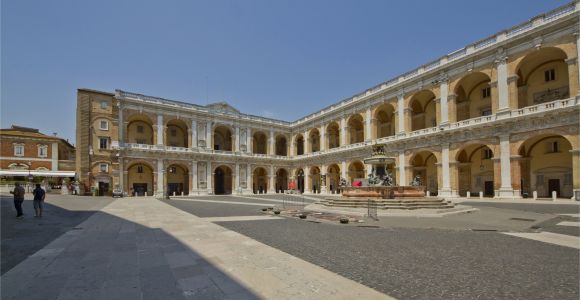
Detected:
[339,177,347,187]
[411,175,422,187]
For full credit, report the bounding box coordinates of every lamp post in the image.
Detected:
[27,161,33,192]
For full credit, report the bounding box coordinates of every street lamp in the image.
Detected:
[27,161,33,192]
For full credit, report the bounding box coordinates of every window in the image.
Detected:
[137,165,144,173]
[100,101,108,109]
[99,137,108,149]
[14,144,24,157]
[482,87,491,98]
[38,145,48,158]
[550,141,559,153]
[137,125,144,133]
[544,69,555,82]
[482,149,493,159]
[168,166,176,173]
[99,120,108,130]
[100,163,108,173]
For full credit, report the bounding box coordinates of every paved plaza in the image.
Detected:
[1,193,579,299]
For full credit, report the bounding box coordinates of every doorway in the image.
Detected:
[98,182,109,196]
[484,181,494,197]
[133,183,147,196]
[548,179,560,197]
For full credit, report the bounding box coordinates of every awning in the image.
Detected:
[0,170,76,177]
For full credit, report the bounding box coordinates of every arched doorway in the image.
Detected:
[214,165,233,195]
[295,135,304,155]
[275,135,288,156]
[454,72,492,121]
[167,164,189,196]
[253,167,268,194]
[309,129,321,153]
[295,168,305,193]
[374,104,395,138]
[253,131,268,154]
[515,47,570,108]
[456,145,495,197]
[276,168,288,193]
[348,161,365,185]
[126,115,154,145]
[213,126,233,151]
[409,90,437,131]
[327,164,341,194]
[519,134,573,198]
[127,162,154,196]
[348,115,364,144]
[310,166,321,193]
[326,122,340,149]
[411,151,438,196]
[165,119,188,147]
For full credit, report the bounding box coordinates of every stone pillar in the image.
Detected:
[268,165,275,193]
[341,161,347,181]
[206,162,212,194]
[365,107,372,141]
[320,124,326,151]
[571,149,580,200]
[575,31,580,96]
[450,161,459,196]
[234,126,240,152]
[246,164,252,194]
[51,142,59,170]
[448,94,457,123]
[269,130,275,155]
[320,164,327,194]
[566,57,580,97]
[118,103,124,145]
[235,163,240,194]
[496,55,510,113]
[206,121,212,150]
[123,170,128,195]
[497,134,515,198]
[439,76,449,126]
[397,93,405,134]
[439,144,452,197]
[156,114,164,145]
[191,120,197,148]
[340,117,347,146]
[303,130,309,153]
[246,127,252,153]
[398,152,406,186]
[304,166,311,194]
[190,161,198,194]
[510,156,523,198]
[156,159,165,197]
[118,158,124,192]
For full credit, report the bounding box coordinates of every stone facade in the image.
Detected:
[76,2,580,199]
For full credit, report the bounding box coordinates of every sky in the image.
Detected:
[1,0,571,144]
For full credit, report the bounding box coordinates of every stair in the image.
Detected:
[321,196,455,210]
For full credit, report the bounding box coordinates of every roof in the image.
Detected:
[0,125,75,149]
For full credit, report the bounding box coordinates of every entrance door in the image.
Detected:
[167,183,182,196]
[215,169,225,195]
[484,181,494,197]
[133,183,147,196]
[548,179,560,197]
[297,177,305,193]
[98,182,109,196]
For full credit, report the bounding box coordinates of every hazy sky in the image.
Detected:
[1,0,570,144]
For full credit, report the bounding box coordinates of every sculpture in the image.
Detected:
[411,175,422,187]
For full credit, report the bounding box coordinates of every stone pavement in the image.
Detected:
[1,196,392,300]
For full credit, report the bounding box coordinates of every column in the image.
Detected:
[510,156,522,198]
[205,121,212,150]
[496,55,510,112]
[397,92,405,134]
[235,126,240,152]
[246,127,252,153]
[51,142,59,170]
[246,164,252,193]
[191,161,198,194]
[156,159,165,197]
[439,144,452,196]
[576,31,580,95]
[191,120,197,148]
[320,164,327,194]
[341,161,347,181]
[304,130,309,154]
[269,130,275,155]
[268,165,275,193]
[206,162,212,194]
[398,152,406,186]
[497,134,515,198]
[235,163,240,194]
[340,117,347,146]
[304,166,311,193]
[118,103,124,145]
[118,158,124,193]
[439,76,449,125]
[156,114,164,145]
[365,107,372,141]
[566,57,580,97]
[571,150,580,200]
[320,124,326,151]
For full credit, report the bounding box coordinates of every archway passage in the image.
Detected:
[456,145,495,197]
[327,122,340,149]
[411,151,438,196]
[253,131,268,154]
[327,164,341,194]
[374,104,395,139]
[309,129,321,153]
[348,115,364,144]
[276,168,288,193]
[214,126,233,151]
[127,163,154,196]
[166,119,188,147]
[295,135,305,155]
[310,166,321,194]
[518,134,573,198]
[214,165,233,195]
[295,168,305,193]
[253,167,268,194]
[410,90,437,131]
[126,115,154,145]
[516,47,570,108]
[275,135,288,156]
[454,72,492,121]
[167,164,189,196]
[348,161,365,185]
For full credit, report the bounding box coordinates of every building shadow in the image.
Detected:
[1,197,259,300]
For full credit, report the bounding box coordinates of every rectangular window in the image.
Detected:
[137,125,144,133]
[99,138,108,149]
[100,163,108,173]
[99,120,108,130]
[14,145,24,157]
[482,149,493,159]
[137,165,143,173]
[544,69,555,82]
[550,141,559,153]
[38,146,48,158]
[482,87,491,98]
[100,101,108,109]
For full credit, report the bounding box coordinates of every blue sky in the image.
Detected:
[1,0,570,144]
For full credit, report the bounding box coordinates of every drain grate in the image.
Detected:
[357,225,380,228]
[470,228,497,232]
[509,218,536,222]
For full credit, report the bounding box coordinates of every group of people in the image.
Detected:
[10,183,46,219]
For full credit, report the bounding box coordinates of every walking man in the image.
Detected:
[10,183,25,219]
[32,184,46,218]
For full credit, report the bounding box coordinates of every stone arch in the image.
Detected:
[253,167,268,194]
[275,134,288,156]
[214,165,233,195]
[309,128,321,153]
[294,168,305,193]
[165,119,189,147]
[347,114,364,144]
[127,160,155,196]
[213,125,233,151]
[166,163,189,196]
[126,114,154,145]
[347,160,365,184]
[309,166,321,193]
[453,72,493,121]
[409,150,439,195]
[326,122,341,149]
[409,90,437,131]
[252,131,268,154]
[295,134,305,156]
[373,103,396,139]
[275,168,289,192]
[455,144,495,197]
[327,164,341,194]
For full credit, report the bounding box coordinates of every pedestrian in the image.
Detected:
[10,182,25,219]
[32,183,46,218]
